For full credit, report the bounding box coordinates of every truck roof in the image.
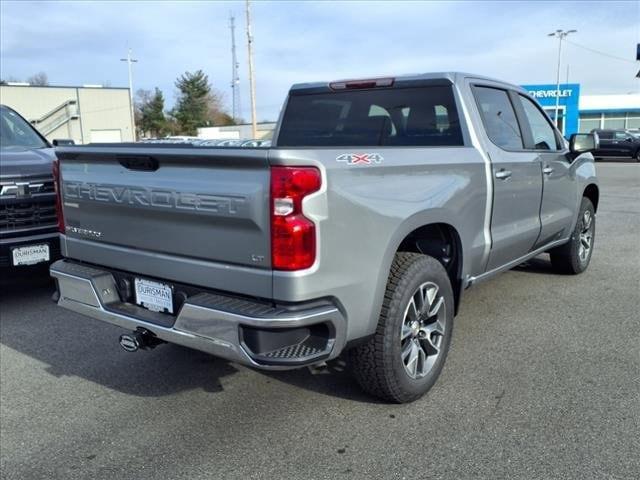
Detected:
[290,72,526,94]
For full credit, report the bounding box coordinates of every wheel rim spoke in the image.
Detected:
[427,296,445,318]
[423,319,444,337]
[405,340,420,377]
[401,324,413,341]
[406,297,419,322]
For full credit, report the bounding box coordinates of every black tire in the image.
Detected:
[549,197,595,274]
[348,252,454,403]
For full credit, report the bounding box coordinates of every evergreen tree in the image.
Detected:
[140,88,167,137]
[173,70,211,135]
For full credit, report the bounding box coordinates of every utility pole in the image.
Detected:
[120,48,138,140]
[229,13,241,123]
[547,29,576,132]
[246,0,257,138]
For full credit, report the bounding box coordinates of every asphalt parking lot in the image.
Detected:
[1,162,638,480]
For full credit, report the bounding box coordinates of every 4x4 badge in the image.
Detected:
[336,153,383,165]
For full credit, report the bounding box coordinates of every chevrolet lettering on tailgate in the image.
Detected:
[64,182,246,215]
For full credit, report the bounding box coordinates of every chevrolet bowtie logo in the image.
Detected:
[0,182,44,197]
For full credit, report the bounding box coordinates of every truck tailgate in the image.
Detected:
[57,146,271,293]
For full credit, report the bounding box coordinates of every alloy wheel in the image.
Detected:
[578,209,594,262]
[400,281,446,379]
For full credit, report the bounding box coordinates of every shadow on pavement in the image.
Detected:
[513,255,566,275]
[0,269,376,403]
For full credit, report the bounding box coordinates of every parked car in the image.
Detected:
[0,105,60,269]
[590,129,640,161]
[216,139,243,147]
[198,139,223,147]
[239,139,272,147]
[50,73,599,403]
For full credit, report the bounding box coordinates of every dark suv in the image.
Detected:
[591,129,640,162]
[0,105,60,269]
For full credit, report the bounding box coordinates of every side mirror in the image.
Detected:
[569,133,598,159]
[53,139,75,146]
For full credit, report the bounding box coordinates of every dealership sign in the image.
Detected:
[528,88,574,99]
[521,83,581,136]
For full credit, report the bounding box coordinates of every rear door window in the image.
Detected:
[277,86,463,147]
[614,131,630,140]
[518,95,560,150]
[472,86,523,150]
[597,131,613,140]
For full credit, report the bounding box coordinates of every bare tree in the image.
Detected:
[27,72,49,86]
[207,90,235,126]
[134,89,152,135]
[0,76,22,85]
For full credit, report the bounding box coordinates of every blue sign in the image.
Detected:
[521,83,580,136]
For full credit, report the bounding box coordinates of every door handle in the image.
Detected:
[543,166,554,175]
[495,169,512,180]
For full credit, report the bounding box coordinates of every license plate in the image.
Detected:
[134,278,174,314]
[12,244,50,266]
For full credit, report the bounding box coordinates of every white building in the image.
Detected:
[197,122,277,140]
[578,93,640,132]
[0,84,135,144]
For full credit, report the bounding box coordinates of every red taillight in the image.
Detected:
[270,166,321,271]
[52,159,65,233]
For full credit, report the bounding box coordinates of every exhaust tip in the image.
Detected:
[119,329,165,352]
[119,333,140,352]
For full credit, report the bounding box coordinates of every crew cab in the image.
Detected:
[0,105,60,269]
[591,129,640,161]
[50,73,599,403]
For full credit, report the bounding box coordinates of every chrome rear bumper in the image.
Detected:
[50,259,346,369]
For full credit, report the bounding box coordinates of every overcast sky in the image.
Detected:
[1,0,638,121]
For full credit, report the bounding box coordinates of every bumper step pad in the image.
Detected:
[263,342,323,360]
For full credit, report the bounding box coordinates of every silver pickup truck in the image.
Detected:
[50,73,599,403]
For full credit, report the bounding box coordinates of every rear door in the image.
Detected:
[515,93,576,246]
[58,146,271,269]
[471,85,543,271]
[596,130,615,156]
[612,131,635,156]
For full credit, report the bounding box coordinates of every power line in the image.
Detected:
[564,39,636,64]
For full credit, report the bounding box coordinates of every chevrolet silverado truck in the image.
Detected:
[590,129,640,162]
[50,73,599,403]
[0,105,60,269]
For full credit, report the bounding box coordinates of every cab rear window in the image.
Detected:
[277,86,463,147]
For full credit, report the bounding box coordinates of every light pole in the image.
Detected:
[547,29,576,131]
[246,0,257,139]
[120,48,138,140]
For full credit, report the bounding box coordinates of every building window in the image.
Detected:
[627,114,640,129]
[602,112,626,130]
[579,113,601,133]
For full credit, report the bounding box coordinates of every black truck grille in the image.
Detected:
[0,201,57,232]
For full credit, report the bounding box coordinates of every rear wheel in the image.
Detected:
[349,252,454,403]
[549,197,595,274]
